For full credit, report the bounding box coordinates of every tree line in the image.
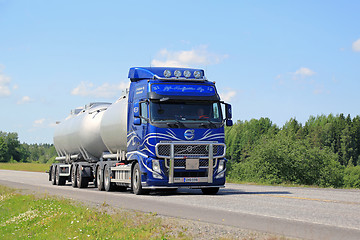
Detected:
[0,131,56,164]
[1,113,360,188]
[225,114,360,188]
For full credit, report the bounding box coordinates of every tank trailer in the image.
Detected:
[49,67,233,195]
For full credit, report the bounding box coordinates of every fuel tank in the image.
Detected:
[53,102,111,161]
[99,95,128,154]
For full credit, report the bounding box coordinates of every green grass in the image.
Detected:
[0,163,50,173]
[0,185,189,240]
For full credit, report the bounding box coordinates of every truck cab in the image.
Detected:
[126,67,232,194]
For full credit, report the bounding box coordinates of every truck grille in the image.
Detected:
[156,142,226,159]
[166,159,215,168]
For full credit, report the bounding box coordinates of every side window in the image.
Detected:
[140,102,148,124]
[213,103,220,120]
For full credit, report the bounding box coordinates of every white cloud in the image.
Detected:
[33,118,46,127]
[0,67,11,97]
[17,96,32,104]
[32,118,57,129]
[71,81,129,98]
[219,89,237,102]
[151,45,229,67]
[352,38,360,52]
[294,67,316,77]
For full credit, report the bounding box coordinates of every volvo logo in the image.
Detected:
[184,129,195,140]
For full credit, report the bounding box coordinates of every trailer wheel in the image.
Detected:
[104,165,114,192]
[77,165,88,188]
[51,165,56,185]
[97,166,104,191]
[71,165,77,188]
[201,187,219,195]
[132,163,149,195]
[56,166,66,186]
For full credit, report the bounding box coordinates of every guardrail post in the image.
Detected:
[169,144,174,184]
[208,144,213,183]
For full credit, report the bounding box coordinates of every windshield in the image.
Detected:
[150,101,222,122]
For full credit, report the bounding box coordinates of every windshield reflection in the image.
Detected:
[150,101,222,122]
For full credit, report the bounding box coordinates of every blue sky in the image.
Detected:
[1,1,360,144]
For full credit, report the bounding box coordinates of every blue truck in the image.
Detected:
[49,67,233,195]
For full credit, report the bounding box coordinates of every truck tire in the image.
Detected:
[51,165,56,185]
[77,166,88,188]
[96,166,104,191]
[132,163,149,195]
[56,165,66,186]
[71,165,77,188]
[201,187,219,195]
[104,165,114,192]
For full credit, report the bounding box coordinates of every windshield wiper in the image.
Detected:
[166,120,184,128]
[200,120,217,128]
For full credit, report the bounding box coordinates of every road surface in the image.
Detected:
[1,169,360,240]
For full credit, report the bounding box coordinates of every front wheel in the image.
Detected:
[201,187,219,195]
[132,163,149,195]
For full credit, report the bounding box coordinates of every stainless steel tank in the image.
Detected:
[54,102,111,161]
[100,95,128,154]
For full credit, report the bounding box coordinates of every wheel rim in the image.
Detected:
[104,168,109,187]
[133,168,139,190]
[77,167,80,185]
[52,167,56,183]
[97,168,101,184]
[56,167,59,181]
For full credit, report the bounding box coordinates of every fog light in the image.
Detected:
[194,70,201,78]
[184,70,191,78]
[164,70,171,78]
[174,70,181,77]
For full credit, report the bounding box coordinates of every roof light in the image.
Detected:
[174,70,181,78]
[194,70,201,79]
[184,70,191,78]
[163,69,171,78]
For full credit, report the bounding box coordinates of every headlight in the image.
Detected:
[152,160,160,173]
[152,160,162,179]
[218,160,225,172]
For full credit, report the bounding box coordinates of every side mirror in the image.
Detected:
[225,104,232,119]
[226,119,233,126]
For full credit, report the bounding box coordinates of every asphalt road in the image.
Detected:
[1,169,360,240]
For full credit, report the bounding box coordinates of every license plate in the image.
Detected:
[183,177,200,183]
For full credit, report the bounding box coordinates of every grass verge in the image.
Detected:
[0,185,189,240]
[0,163,50,173]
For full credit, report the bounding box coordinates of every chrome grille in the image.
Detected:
[166,159,215,168]
[156,142,226,159]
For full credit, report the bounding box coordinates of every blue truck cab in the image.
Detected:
[126,67,233,194]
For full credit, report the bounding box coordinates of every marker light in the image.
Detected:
[164,70,171,78]
[184,70,191,78]
[194,70,201,79]
[174,70,181,77]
